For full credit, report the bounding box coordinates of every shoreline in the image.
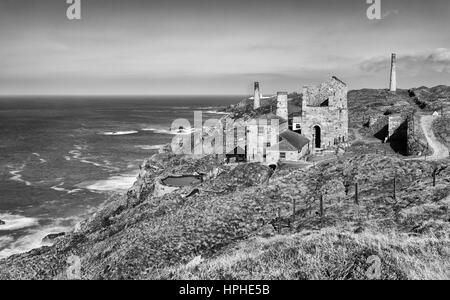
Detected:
[0,168,143,260]
[0,109,227,261]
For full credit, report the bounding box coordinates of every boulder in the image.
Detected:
[0,220,5,225]
[42,232,65,243]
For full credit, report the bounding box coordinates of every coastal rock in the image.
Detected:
[0,220,4,225]
[42,232,65,243]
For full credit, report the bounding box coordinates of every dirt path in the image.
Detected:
[419,115,449,160]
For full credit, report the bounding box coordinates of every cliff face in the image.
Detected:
[0,154,274,280]
[0,149,449,280]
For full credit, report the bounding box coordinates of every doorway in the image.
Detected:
[314,126,321,148]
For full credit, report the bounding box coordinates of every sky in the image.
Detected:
[0,0,449,95]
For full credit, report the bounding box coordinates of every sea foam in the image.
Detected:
[77,172,139,192]
[0,213,39,231]
[99,130,139,136]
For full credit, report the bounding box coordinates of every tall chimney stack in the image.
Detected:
[276,92,288,120]
[389,53,397,92]
[253,82,261,109]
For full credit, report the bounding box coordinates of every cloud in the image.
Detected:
[360,48,450,74]
[428,48,450,63]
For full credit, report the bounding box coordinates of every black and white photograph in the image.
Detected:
[0,0,449,284]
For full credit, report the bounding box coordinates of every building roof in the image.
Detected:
[268,131,310,152]
[280,130,310,150]
[270,140,298,152]
[331,76,347,86]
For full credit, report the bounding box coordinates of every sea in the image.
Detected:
[0,95,239,259]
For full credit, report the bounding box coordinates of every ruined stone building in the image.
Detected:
[173,76,349,165]
[368,112,416,156]
[244,76,349,164]
[299,77,349,152]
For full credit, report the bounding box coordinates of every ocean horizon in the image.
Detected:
[0,95,241,259]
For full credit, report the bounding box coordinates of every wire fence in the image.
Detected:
[273,168,445,233]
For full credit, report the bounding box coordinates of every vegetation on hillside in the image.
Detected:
[433,116,450,147]
[1,146,448,279]
[410,86,450,111]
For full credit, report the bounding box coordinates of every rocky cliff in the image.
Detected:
[0,147,449,279]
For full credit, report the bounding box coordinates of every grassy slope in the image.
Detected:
[433,116,450,147]
[159,229,449,280]
[1,150,448,280]
[156,152,450,280]
[410,86,450,111]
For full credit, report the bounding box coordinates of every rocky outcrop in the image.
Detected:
[42,233,66,243]
[154,177,181,197]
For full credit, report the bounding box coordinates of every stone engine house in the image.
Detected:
[300,77,349,151]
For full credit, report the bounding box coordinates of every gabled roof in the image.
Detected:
[280,130,310,150]
[268,140,298,152]
[268,131,310,152]
[331,76,347,86]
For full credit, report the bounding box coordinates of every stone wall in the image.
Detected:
[407,114,431,156]
[300,107,349,149]
[246,119,280,163]
[388,115,405,138]
[154,178,180,197]
[302,77,347,109]
[369,115,389,137]
[276,92,288,121]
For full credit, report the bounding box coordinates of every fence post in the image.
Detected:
[433,169,436,187]
[320,194,324,217]
[277,207,281,234]
[355,182,359,205]
[393,177,397,200]
[292,198,296,220]
[292,198,296,231]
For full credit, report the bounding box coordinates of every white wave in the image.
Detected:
[172,106,192,109]
[77,172,139,192]
[142,127,195,135]
[69,149,82,160]
[50,182,83,194]
[0,236,14,249]
[9,169,32,186]
[69,150,101,167]
[134,144,165,150]
[0,213,39,231]
[98,130,138,136]
[32,153,47,163]
[80,159,104,168]
[205,110,230,115]
[0,225,71,260]
[67,146,119,172]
